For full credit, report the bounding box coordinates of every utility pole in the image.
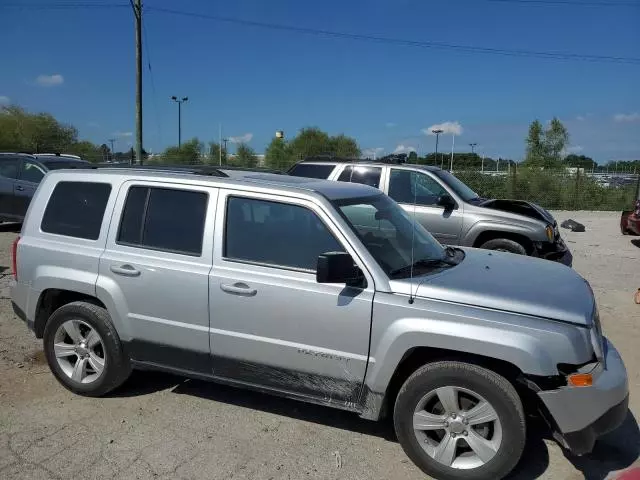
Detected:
[134,0,143,166]
[432,129,443,167]
[107,138,116,162]
[469,143,477,154]
[223,138,229,156]
[171,96,188,147]
[218,123,222,165]
[450,134,456,172]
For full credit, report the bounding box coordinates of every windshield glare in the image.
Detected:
[334,194,445,277]
[433,170,479,202]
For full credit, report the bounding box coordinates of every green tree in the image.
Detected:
[288,127,332,160]
[68,141,101,162]
[0,105,78,153]
[564,154,596,170]
[161,138,203,164]
[545,117,569,164]
[329,134,360,158]
[265,137,294,170]
[234,143,258,168]
[524,120,545,167]
[407,151,418,163]
[207,142,227,165]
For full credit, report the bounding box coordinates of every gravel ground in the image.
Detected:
[0,212,639,480]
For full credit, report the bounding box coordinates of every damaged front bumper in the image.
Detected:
[533,238,573,267]
[537,338,629,455]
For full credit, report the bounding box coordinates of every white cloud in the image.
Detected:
[385,122,397,128]
[393,144,416,154]
[0,96,10,105]
[228,133,253,144]
[613,112,640,123]
[576,115,586,121]
[35,74,64,87]
[362,147,384,158]
[113,131,133,137]
[423,121,463,136]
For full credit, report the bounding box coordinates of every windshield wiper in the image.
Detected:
[390,257,457,278]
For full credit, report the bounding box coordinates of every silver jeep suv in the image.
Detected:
[11,167,627,480]
[288,160,573,266]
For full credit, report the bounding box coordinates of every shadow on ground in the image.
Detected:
[631,239,640,248]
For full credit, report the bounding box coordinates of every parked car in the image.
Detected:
[11,167,627,479]
[288,159,573,266]
[0,153,90,222]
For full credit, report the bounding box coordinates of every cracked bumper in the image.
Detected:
[534,239,573,267]
[537,338,629,455]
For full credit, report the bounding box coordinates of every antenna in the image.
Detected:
[408,170,419,304]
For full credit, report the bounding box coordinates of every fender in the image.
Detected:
[360,294,594,419]
[462,218,547,246]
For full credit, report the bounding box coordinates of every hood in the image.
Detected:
[391,248,594,326]
[477,199,556,226]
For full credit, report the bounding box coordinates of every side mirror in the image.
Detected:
[437,194,455,210]
[317,252,363,285]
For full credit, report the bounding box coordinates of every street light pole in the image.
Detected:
[171,96,188,147]
[432,129,443,167]
[469,143,477,154]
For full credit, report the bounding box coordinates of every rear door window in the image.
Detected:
[41,181,112,240]
[337,166,382,188]
[117,186,208,256]
[20,160,46,184]
[288,163,336,179]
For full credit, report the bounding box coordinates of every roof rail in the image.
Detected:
[93,163,229,177]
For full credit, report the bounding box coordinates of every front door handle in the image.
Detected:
[15,185,24,191]
[110,264,141,277]
[220,282,257,297]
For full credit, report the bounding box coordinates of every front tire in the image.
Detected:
[43,301,131,396]
[393,361,526,480]
[479,238,527,255]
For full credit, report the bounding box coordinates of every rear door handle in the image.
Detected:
[15,185,24,191]
[220,282,257,297]
[110,264,141,277]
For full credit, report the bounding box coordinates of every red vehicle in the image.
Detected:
[621,199,640,235]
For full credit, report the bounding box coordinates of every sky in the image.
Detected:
[1,0,639,163]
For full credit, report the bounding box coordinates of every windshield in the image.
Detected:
[433,170,479,202]
[333,194,446,277]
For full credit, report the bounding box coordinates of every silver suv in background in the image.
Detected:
[288,159,572,266]
[11,168,627,479]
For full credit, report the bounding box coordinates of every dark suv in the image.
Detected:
[0,153,89,222]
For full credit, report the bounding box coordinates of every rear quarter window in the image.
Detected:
[41,181,112,240]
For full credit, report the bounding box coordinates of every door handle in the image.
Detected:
[110,264,141,277]
[220,282,257,297]
[16,185,24,191]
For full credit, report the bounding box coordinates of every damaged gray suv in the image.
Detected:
[11,167,627,480]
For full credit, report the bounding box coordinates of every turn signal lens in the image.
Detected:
[568,373,593,387]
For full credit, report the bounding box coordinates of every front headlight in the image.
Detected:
[545,224,554,242]
[590,306,606,368]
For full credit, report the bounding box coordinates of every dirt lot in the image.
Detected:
[1,212,639,480]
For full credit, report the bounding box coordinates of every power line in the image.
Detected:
[483,0,640,7]
[147,6,640,65]
[0,2,128,9]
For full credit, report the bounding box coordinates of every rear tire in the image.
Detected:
[393,361,526,480]
[479,238,527,255]
[43,301,131,396]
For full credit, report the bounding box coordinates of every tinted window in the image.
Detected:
[433,170,479,202]
[225,197,343,271]
[388,169,447,206]
[117,186,207,256]
[0,157,20,180]
[21,161,45,183]
[41,182,112,240]
[288,163,336,179]
[43,161,90,171]
[337,166,382,188]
